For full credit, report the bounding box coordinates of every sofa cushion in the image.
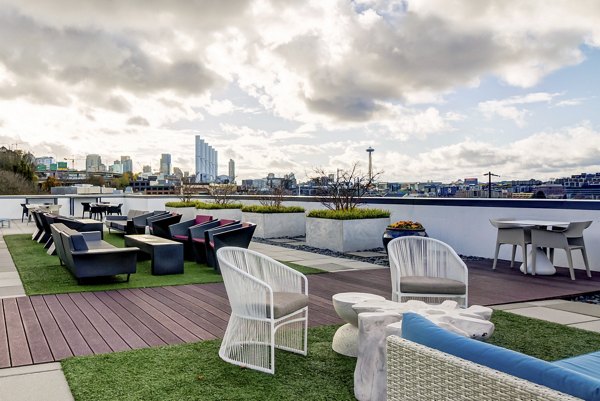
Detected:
[554,351,600,381]
[269,292,309,319]
[69,234,88,251]
[173,235,188,241]
[218,219,236,226]
[192,238,205,243]
[400,276,466,295]
[401,313,600,401]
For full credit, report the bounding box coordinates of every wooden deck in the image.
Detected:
[2,259,600,369]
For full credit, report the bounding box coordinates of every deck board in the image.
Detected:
[2,259,600,368]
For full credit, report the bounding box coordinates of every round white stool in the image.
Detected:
[332,292,385,357]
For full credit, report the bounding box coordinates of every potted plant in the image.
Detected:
[165,201,197,221]
[242,205,306,238]
[382,220,428,252]
[306,208,390,252]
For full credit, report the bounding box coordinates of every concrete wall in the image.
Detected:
[3,194,600,270]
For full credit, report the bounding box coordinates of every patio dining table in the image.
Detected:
[497,219,570,275]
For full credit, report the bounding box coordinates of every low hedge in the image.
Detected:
[195,201,243,210]
[242,205,305,213]
[165,201,197,208]
[307,208,390,220]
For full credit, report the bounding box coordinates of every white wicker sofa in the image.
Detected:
[387,313,600,401]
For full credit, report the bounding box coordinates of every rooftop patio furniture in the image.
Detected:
[81,202,91,218]
[20,203,29,222]
[90,204,108,220]
[216,247,309,374]
[58,227,138,283]
[531,221,593,280]
[104,209,150,234]
[148,213,182,239]
[124,234,184,275]
[205,222,256,272]
[39,213,57,249]
[106,203,123,216]
[387,312,600,400]
[168,215,214,259]
[490,218,532,270]
[50,223,80,266]
[387,236,468,307]
[30,210,45,242]
[53,215,104,238]
[133,211,170,234]
[189,219,239,263]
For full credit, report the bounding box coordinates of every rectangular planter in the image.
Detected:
[243,212,306,239]
[306,217,390,253]
[165,206,196,221]
[196,208,243,221]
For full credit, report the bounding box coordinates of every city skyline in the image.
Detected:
[0,1,599,182]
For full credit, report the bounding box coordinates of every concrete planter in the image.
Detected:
[243,212,306,238]
[196,208,243,221]
[306,217,390,252]
[165,206,196,221]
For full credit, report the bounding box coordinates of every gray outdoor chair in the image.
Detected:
[490,218,531,270]
[531,221,592,280]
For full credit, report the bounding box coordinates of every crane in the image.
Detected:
[64,156,85,171]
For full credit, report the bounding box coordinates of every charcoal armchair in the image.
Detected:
[189,219,239,263]
[205,223,257,272]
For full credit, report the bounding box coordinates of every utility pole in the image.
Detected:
[483,171,500,198]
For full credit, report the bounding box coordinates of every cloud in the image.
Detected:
[478,92,560,127]
[127,116,150,126]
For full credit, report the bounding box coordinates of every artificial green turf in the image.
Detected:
[62,325,355,401]
[61,310,600,401]
[5,234,322,296]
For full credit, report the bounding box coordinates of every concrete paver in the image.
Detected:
[0,363,74,401]
[508,306,599,325]
[546,301,600,318]
[569,320,600,333]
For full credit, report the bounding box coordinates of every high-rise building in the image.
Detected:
[195,136,218,183]
[160,153,171,175]
[228,159,235,184]
[109,161,123,174]
[35,156,55,170]
[142,165,152,173]
[85,154,102,172]
[121,156,133,173]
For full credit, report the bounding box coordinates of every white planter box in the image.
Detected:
[243,212,306,238]
[306,217,390,252]
[196,208,243,221]
[165,206,196,221]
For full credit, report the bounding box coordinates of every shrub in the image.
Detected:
[196,201,243,210]
[242,205,305,213]
[307,208,390,220]
[165,201,197,208]
[388,220,424,230]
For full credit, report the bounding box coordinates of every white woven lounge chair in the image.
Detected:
[216,247,309,374]
[387,236,468,307]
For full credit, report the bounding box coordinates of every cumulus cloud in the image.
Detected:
[478,92,560,127]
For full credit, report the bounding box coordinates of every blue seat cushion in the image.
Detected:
[401,313,600,401]
[69,234,88,251]
[554,351,600,381]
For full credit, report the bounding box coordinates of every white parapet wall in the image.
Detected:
[306,217,390,252]
[243,212,306,239]
[195,208,243,221]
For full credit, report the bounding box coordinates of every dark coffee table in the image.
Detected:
[124,234,184,275]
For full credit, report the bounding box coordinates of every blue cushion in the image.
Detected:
[69,234,88,251]
[554,351,600,381]
[401,313,600,401]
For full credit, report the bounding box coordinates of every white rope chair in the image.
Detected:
[388,236,468,307]
[216,247,309,374]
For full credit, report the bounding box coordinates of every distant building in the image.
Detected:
[173,167,183,179]
[109,161,123,174]
[160,153,171,175]
[35,156,55,170]
[85,154,102,172]
[195,136,218,183]
[464,177,478,185]
[142,165,152,173]
[121,156,133,173]
[228,159,235,184]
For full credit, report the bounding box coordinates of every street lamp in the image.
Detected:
[483,171,500,198]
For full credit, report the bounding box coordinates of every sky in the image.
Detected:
[1,0,600,183]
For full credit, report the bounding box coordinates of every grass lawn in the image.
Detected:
[61,310,600,401]
[5,233,322,296]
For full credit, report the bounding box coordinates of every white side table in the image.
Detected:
[332,292,385,357]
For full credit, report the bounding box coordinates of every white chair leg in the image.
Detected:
[521,244,527,275]
[510,245,517,267]
[581,247,592,278]
[566,249,575,280]
[493,242,501,270]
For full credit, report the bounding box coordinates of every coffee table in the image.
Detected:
[331,292,386,357]
[124,235,184,275]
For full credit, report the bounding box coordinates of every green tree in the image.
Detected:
[0,171,38,195]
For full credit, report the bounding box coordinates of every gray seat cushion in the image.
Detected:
[269,292,309,319]
[400,276,466,295]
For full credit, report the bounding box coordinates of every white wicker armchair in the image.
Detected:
[387,236,468,306]
[216,247,309,374]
